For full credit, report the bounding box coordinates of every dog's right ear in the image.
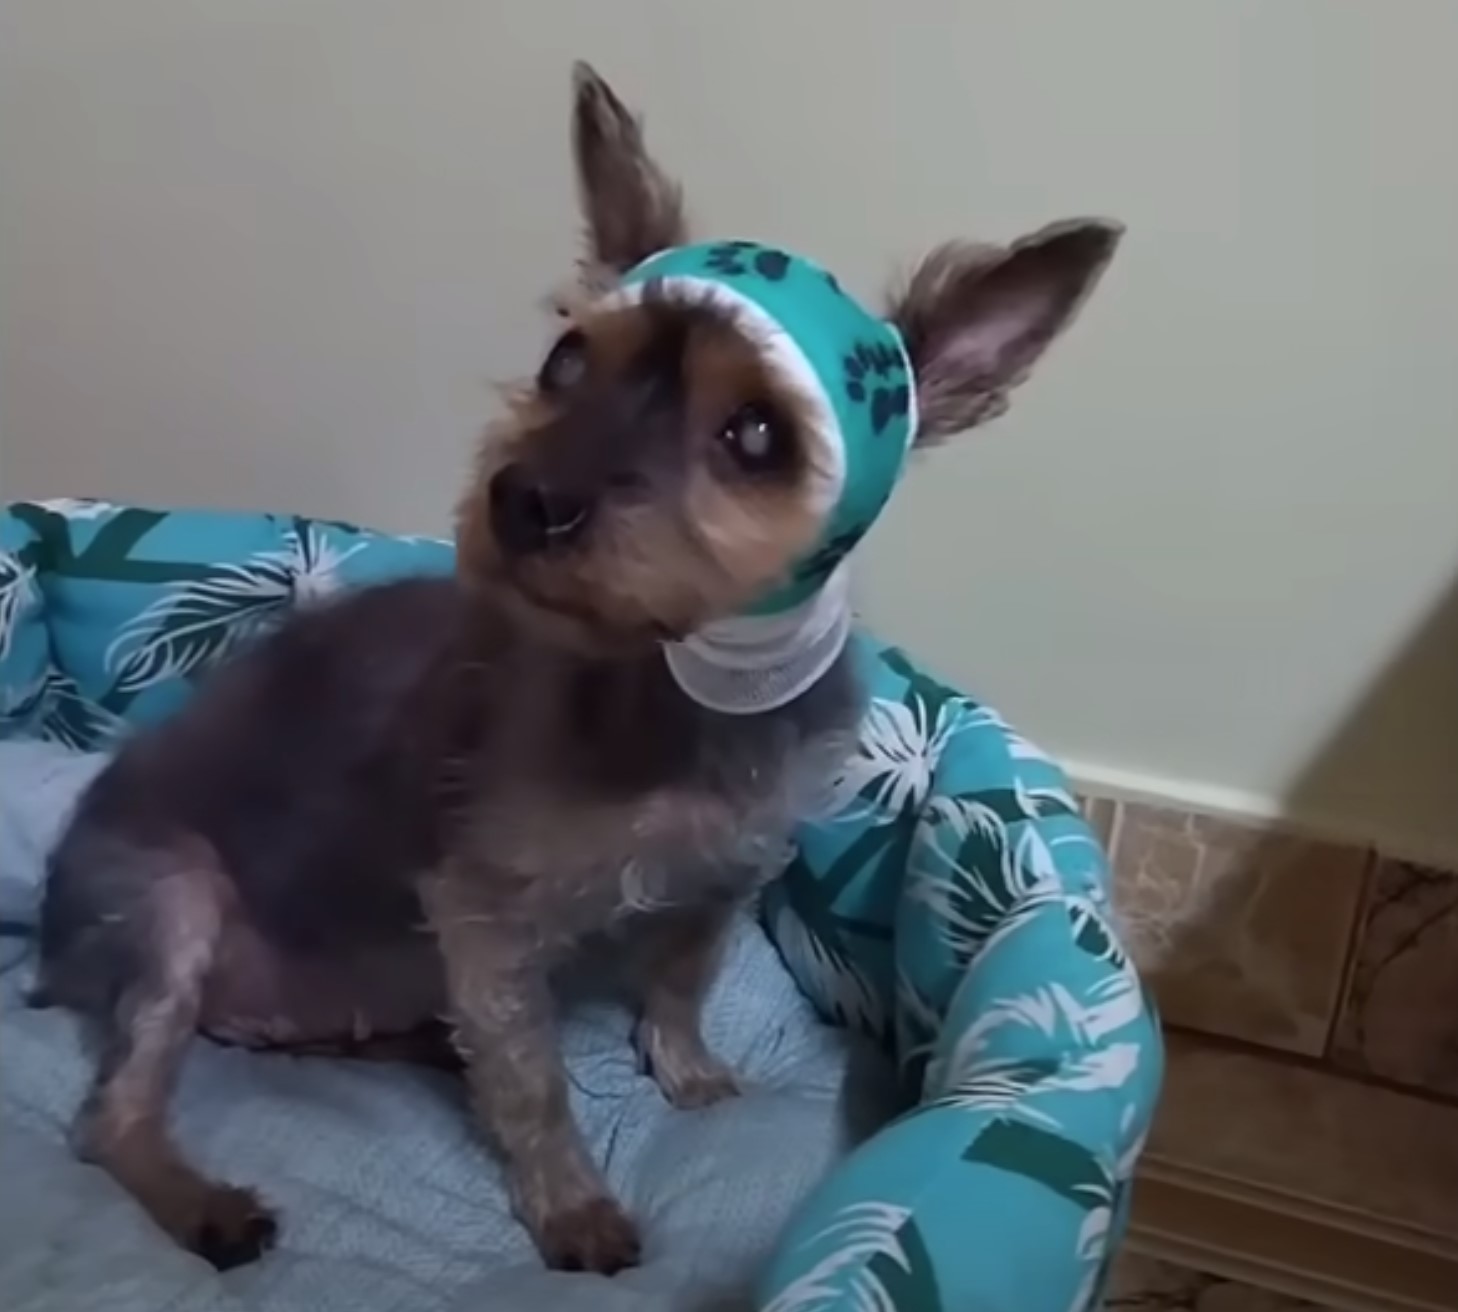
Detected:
[571,62,687,275]
[888,219,1123,445]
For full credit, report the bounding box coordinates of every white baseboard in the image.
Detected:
[1064,758,1458,873]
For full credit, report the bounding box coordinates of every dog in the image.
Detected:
[33,62,1121,1275]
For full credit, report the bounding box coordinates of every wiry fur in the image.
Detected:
[36,60,1122,1277]
[40,575,860,1269]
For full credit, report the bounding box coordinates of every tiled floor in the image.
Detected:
[1147,1033,1458,1242]
[1106,1254,1329,1309]
[1084,787,1458,1105]
[1080,789,1458,1310]
[1099,798,1368,1056]
[1330,857,1458,1095]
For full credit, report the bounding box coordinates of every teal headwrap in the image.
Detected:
[614,241,919,616]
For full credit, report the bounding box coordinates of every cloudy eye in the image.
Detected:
[718,403,790,474]
[538,329,589,394]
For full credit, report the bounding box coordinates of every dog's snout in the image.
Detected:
[489,464,593,555]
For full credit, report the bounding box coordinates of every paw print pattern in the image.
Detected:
[704,241,791,281]
[842,339,911,436]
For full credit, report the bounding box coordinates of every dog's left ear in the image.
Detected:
[888,219,1123,445]
[571,62,688,274]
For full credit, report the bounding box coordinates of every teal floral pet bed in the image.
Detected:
[0,499,1162,1312]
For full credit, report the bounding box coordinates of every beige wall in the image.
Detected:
[3,3,1456,858]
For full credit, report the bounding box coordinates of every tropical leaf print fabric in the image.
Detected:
[757,644,1162,1312]
[0,501,452,744]
[0,518,50,733]
[0,498,1162,1311]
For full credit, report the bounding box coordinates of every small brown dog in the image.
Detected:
[35,63,1120,1274]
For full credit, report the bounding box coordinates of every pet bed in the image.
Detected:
[0,498,1163,1312]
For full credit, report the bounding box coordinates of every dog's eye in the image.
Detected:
[718,404,790,474]
[538,330,589,394]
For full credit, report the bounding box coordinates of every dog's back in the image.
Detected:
[39,566,859,1030]
[39,576,465,1015]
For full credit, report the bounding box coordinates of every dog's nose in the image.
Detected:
[488,464,593,555]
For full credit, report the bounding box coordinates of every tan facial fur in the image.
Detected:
[456,297,828,649]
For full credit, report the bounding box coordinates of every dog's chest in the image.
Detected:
[454,650,860,936]
[611,785,799,913]
[467,748,813,936]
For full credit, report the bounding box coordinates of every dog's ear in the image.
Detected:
[888,219,1122,445]
[571,62,687,274]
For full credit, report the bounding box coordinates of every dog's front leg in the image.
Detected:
[422,875,640,1275]
[627,900,742,1109]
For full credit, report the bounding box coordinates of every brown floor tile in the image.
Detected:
[1330,858,1458,1097]
[1110,802,1367,1055]
[1148,1033,1458,1244]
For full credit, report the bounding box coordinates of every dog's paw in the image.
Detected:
[184,1185,279,1271]
[660,1063,741,1110]
[537,1196,641,1275]
[634,1018,742,1109]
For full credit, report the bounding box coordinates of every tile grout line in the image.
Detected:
[1322,844,1378,1065]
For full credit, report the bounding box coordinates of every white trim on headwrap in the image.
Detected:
[896,330,920,455]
